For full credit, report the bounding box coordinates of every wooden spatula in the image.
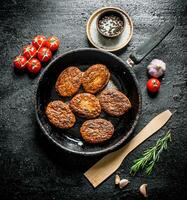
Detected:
[84,110,172,188]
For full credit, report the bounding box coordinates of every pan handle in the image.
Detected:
[128,22,174,66]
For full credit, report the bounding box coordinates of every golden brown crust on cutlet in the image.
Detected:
[46,100,76,129]
[55,66,82,97]
[80,119,114,144]
[99,89,131,116]
[69,93,101,118]
[82,64,110,94]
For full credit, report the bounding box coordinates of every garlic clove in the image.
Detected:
[119,179,129,189]
[115,174,120,185]
[139,184,148,198]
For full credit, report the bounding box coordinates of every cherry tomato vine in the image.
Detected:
[13,35,60,74]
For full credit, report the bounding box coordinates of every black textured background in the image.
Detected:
[0,0,187,199]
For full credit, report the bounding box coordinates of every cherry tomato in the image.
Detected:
[32,35,46,49]
[45,36,60,51]
[13,55,27,70]
[147,78,161,93]
[27,58,41,74]
[37,47,52,62]
[23,45,37,59]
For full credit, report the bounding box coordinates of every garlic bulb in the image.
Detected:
[147,59,166,78]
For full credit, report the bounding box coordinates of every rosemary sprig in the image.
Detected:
[130,130,172,175]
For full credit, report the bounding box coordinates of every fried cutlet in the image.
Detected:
[69,93,101,118]
[55,66,82,97]
[82,64,110,94]
[99,89,131,116]
[80,119,114,144]
[46,100,76,129]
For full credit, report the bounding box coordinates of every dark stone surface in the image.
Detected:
[0,0,186,199]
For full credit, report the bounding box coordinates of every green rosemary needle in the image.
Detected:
[130,130,172,175]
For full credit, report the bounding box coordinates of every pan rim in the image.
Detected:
[35,48,142,156]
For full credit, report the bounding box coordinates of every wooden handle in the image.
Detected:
[84,110,172,188]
